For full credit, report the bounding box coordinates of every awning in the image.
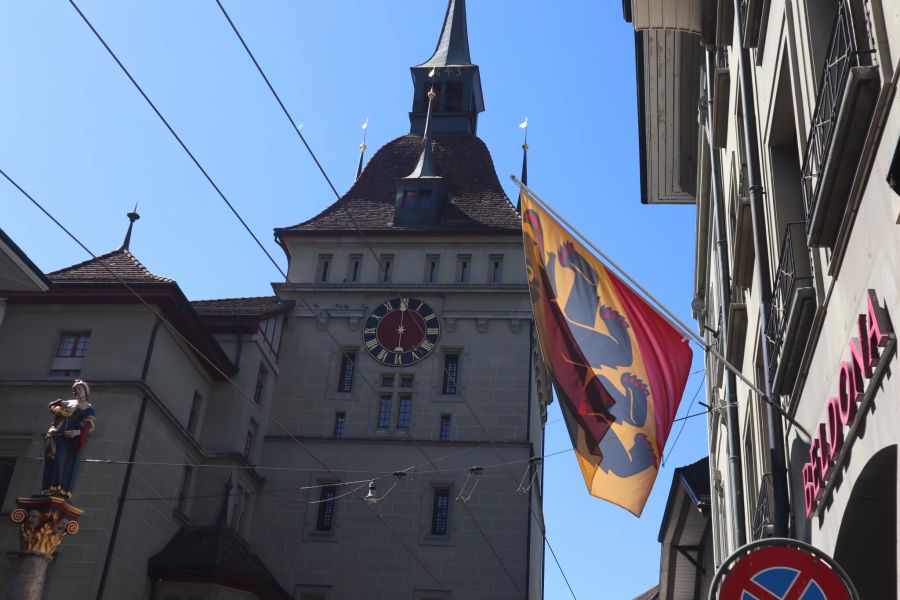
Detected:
[630,0,704,35]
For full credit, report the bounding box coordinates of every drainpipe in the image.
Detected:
[95,317,162,599]
[704,48,747,547]
[732,1,791,538]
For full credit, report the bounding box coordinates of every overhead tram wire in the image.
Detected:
[0,168,452,599]
[66,0,287,281]
[211,4,581,596]
[660,374,707,468]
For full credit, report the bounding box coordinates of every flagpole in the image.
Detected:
[511,175,811,438]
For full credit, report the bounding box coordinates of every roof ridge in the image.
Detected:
[192,295,278,303]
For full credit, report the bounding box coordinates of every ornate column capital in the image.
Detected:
[10,496,84,557]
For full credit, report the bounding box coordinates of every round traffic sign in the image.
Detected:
[711,539,858,600]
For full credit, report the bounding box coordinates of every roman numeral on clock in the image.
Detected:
[365,338,379,350]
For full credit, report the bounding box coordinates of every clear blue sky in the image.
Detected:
[0,2,708,598]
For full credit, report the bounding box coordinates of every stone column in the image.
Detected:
[4,497,83,600]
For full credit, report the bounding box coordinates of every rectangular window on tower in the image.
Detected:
[442,82,464,112]
[403,190,418,208]
[430,488,451,535]
[439,414,452,441]
[397,395,412,429]
[379,255,394,283]
[377,394,392,429]
[442,353,459,395]
[333,412,346,439]
[418,189,433,209]
[456,255,471,283]
[347,254,363,283]
[489,255,503,284]
[316,254,332,283]
[315,485,337,532]
[425,255,440,283]
[337,352,355,393]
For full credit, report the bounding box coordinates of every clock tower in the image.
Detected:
[258,2,550,598]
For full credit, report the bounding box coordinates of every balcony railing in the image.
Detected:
[800,0,878,247]
[751,473,774,540]
[765,222,816,394]
[712,48,730,148]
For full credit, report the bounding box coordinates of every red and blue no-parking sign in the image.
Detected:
[710,539,858,600]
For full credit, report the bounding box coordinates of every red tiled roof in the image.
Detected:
[48,248,173,284]
[633,585,660,600]
[191,296,287,317]
[279,134,520,233]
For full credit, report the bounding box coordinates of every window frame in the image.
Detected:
[442,353,460,395]
[56,332,90,358]
[337,352,356,393]
[377,394,393,429]
[439,414,452,441]
[316,254,332,283]
[425,254,440,283]
[333,412,346,439]
[489,254,503,284]
[253,365,268,404]
[456,254,471,283]
[347,254,363,283]
[397,395,412,430]
[315,485,338,532]
[430,487,451,536]
[379,254,394,283]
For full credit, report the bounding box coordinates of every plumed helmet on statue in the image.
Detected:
[71,380,90,397]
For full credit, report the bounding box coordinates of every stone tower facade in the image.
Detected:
[251,1,550,598]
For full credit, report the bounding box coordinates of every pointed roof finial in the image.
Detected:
[418,0,472,67]
[519,118,529,186]
[407,71,438,178]
[517,119,529,212]
[121,204,141,251]
[356,119,369,181]
[216,475,234,528]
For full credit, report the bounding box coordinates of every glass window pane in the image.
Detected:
[377,395,392,428]
[431,488,450,535]
[397,396,411,429]
[316,486,337,531]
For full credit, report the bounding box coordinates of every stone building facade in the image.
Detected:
[0,1,548,598]
[622,0,900,596]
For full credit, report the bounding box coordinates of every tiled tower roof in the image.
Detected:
[279,134,519,234]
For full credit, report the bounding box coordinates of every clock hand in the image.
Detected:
[395,307,406,351]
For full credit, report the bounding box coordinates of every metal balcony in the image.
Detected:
[765,223,816,395]
[730,163,754,289]
[801,0,879,248]
[726,285,748,369]
[712,48,730,149]
[751,473,774,540]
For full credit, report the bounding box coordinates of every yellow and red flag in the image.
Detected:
[521,189,693,516]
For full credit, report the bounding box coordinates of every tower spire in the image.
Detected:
[408,0,484,136]
[120,205,140,251]
[417,0,472,68]
[355,119,369,181]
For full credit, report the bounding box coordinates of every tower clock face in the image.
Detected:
[363,297,440,366]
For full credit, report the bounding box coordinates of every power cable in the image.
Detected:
[66,0,287,281]
[660,374,707,468]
